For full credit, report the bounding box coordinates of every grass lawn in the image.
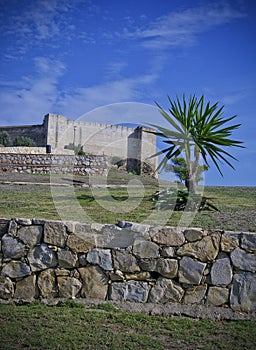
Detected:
[0,303,255,350]
[0,172,255,231]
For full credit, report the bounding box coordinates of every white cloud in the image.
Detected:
[124,2,246,49]
[56,73,158,119]
[0,57,66,125]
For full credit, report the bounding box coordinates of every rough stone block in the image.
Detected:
[184,284,207,304]
[28,244,58,272]
[110,281,149,302]
[8,219,18,236]
[177,233,221,262]
[79,266,108,299]
[207,286,229,306]
[138,258,157,272]
[183,228,204,242]
[44,221,68,248]
[57,248,78,268]
[86,248,113,271]
[210,257,233,286]
[231,248,256,272]
[113,249,140,273]
[1,261,31,279]
[2,234,27,259]
[155,258,178,278]
[148,278,184,303]
[37,268,57,298]
[17,225,43,247]
[57,276,82,298]
[133,240,159,259]
[241,233,256,253]
[66,224,97,252]
[220,232,240,252]
[179,256,206,285]
[230,272,256,312]
[0,275,14,299]
[150,226,185,246]
[14,275,37,299]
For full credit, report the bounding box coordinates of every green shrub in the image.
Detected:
[13,136,36,147]
[0,131,11,146]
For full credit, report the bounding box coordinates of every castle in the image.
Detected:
[0,114,157,175]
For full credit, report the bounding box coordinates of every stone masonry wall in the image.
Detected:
[0,153,109,176]
[0,218,255,313]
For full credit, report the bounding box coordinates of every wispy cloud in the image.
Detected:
[124,2,246,49]
[0,0,79,59]
[0,57,66,125]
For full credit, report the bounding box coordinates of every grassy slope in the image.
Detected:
[0,303,255,350]
[0,172,255,231]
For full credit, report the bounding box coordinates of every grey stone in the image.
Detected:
[44,221,68,248]
[179,256,206,285]
[160,246,175,258]
[99,225,138,249]
[57,276,82,298]
[8,219,18,236]
[221,232,240,252]
[86,248,113,271]
[148,278,184,303]
[231,248,256,272]
[66,224,96,253]
[2,234,27,259]
[133,240,159,259]
[138,259,157,272]
[28,244,58,272]
[17,225,42,247]
[16,218,32,225]
[14,275,36,299]
[184,284,207,304]
[155,258,178,278]
[230,272,256,312]
[0,275,14,299]
[110,281,149,302]
[78,253,87,266]
[57,248,78,268]
[37,268,57,298]
[183,228,204,242]
[150,226,185,246]
[241,233,256,253]
[210,257,233,286]
[1,261,30,279]
[125,272,152,281]
[113,249,140,273]
[79,266,108,299]
[177,233,221,262]
[207,287,229,306]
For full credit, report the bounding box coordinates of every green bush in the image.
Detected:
[0,131,11,146]
[13,136,36,147]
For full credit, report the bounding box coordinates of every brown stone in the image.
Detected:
[79,266,108,299]
[37,268,57,298]
[14,275,37,299]
[151,226,185,246]
[44,221,68,248]
[184,285,207,304]
[0,276,14,299]
[177,233,221,262]
[57,276,82,298]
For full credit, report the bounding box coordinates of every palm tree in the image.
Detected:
[147,95,244,194]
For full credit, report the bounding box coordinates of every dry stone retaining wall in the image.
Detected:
[0,153,109,176]
[0,218,255,314]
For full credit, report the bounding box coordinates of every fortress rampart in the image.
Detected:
[0,114,157,176]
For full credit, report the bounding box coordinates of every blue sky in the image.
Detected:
[0,0,255,186]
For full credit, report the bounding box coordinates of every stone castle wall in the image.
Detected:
[0,114,157,175]
[0,218,255,314]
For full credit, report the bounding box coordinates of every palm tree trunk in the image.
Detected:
[188,146,200,194]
